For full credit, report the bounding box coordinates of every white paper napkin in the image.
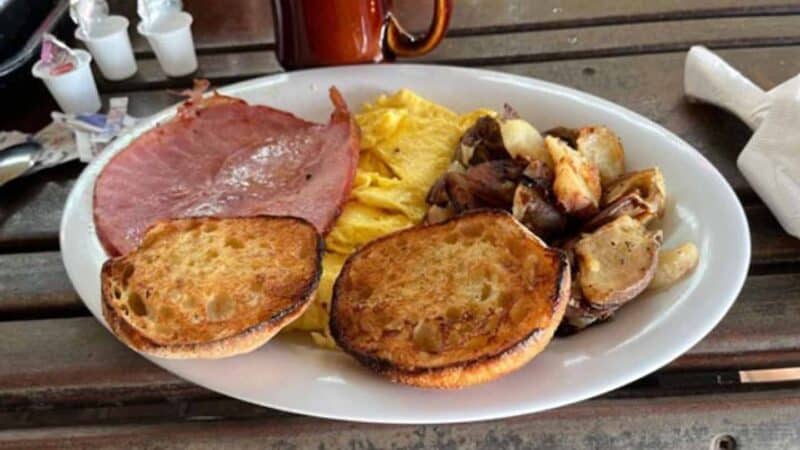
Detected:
[685,45,800,239]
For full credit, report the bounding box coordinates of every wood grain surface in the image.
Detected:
[2,270,799,409]
[4,47,800,251]
[2,200,799,318]
[2,0,800,447]
[2,389,800,449]
[108,0,800,53]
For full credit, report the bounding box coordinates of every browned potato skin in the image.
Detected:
[582,193,651,232]
[577,126,626,186]
[544,126,579,148]
[546,136,602,219]
[575,216,662,309]
[604,168,666,222]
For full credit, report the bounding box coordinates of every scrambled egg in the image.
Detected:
[286,89,495,347]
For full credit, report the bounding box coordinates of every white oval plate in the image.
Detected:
[61,64,750,424]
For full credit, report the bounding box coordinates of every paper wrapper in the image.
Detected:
[39,34,78,76]
[685,45,800,238]
[0,98,136,181]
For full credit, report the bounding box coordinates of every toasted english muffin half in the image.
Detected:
[101,216,322,359]
[330,210,570,388]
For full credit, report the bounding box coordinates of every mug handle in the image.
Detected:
[385,0,452,58]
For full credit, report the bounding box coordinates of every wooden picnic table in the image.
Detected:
[2,1,800,448]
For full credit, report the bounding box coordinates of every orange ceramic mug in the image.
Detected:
[272,0,452,70]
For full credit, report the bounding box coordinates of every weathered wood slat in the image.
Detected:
[408,0,800,34]
[3,207,799,316]
[1,202,798,317]
[0,316,208,409]
[108,0,274,53]
[3,176,798,265]
[94,46,800,196]
[0,0,795,440]
[0,252,80,319]
[2,271,799,408]
[96,16,800,93]
[420,15,800,65]
[749,205,800,266]
[0,163,83,252]
[8,47,795,234]
[105,0,800,54]
[2,389,800,449]
[669,272,800,370]
[0,398,290,431]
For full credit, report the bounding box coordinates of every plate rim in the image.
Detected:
[60,63,751,424]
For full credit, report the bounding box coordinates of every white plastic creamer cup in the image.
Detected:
[137,11,198,77]
[32,49,102,114]
[74,15,138,81]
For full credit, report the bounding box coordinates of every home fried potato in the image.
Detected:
[546,135,602,218]
[649,242,699,290]
[500,118,551,167]
[575,215,662,308]
[576,126,625,185]
[604,168,666,224]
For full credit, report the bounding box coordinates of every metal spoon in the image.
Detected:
[0,142,40,187]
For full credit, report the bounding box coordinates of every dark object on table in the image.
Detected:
[0,0,70,89]
[271,0,451,70]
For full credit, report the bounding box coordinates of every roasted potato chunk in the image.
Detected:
[604,168,666,223]
[544,126,579,148]
[559,298,614,335]
[500,119,551,167]
[546,136,602,218]
[582,193,651,232]
[575,215,662,308]
[649,242,699,290]
[577,126,625,185]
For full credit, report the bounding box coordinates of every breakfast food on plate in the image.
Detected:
[92,82,700,384]
[575,126,625,185]
[564,216,662,328]
[93,83,359,256]
[649,242,700,291]
[546,135,602,218]
[286,89,494,347]
[101,216,322,358]
[425,117,698,335]
[329,211,569,388]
